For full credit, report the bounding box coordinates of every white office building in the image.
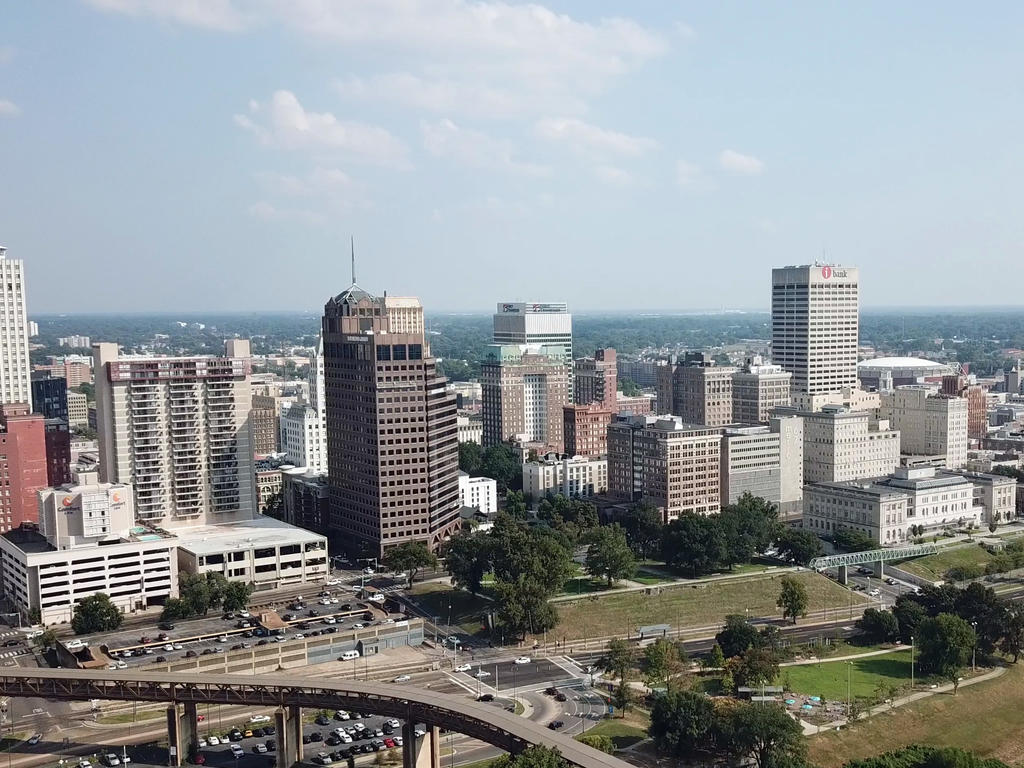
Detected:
[458,472,497,515]
[523,454,608,501]
[493,302,573,398]
[801,406,900,484]
[771,264,859,395]
[720,419,804,516]
[0,472,177,624]
[93,340,257,529]
[881,387,969,469]
[0,246,32,409]
[281,403,326,474]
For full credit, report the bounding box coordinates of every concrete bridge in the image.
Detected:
[0,668,630,768]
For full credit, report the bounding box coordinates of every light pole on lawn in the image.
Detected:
[910,635,915,690]
[971,621,978,672]
[846,661,853,721]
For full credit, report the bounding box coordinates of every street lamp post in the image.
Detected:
[846,661,853,721]
[910,635,915,690]
[971,621,978,672]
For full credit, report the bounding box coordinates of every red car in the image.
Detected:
[191,755,205,765]
[384,738,395,749]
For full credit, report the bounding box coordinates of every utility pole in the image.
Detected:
[971,621,978,672]
[910,635,915,690]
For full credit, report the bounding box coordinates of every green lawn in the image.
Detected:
[780,650,916,700]
[97,709,166,724]
[556,571,866,642]
[808,660,1020,768]
[560,576,623,596]
[576,716,649,749]
[408,582,494,635]
[897,544,993,582]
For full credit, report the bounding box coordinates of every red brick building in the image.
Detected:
[563,403,613,458]
[43,418,72,487]
[0,404,48,532]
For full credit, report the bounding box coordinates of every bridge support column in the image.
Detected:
[874,561,885,579]
[403,722,440,768]
[180,702,198,760]
[290,705,304,765]
[166,705,182,767]
[276,707,298,768]
[837,565,848,585]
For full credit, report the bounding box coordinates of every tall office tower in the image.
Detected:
[656,353,736,427]
[800,405,900,484]
[607,414,722,522]
[575,348,617,408]
[0,246,32,409]
[1007,360,1023,396]
[93,340,256,529]
[771,264,860,395]
[322,279,460,555]
[731,357,792,424]
[0,404,47,532]
[250,401,279,455]
[480,344,569,453]
[881,387,969,469]
[493,302,573,398]
[563,403,613,458]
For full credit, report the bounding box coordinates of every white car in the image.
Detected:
[319,598,333,606]
[163,644,174,652]
[115,661,128,669]
[316,754,333,765]
[329,597,340,604]
[326,579,343,586]
[254,744,268,754]
[368,594,385,604]
[363,567,375,575]
[393,675,411,683]
[323,617,337,625]
[249,715,271,723]
[386,719,400,729]
[172,643,183,650]
[454,664,472,672]
[336,710,349,720]
[868,589,881,597]
[78,761,92,768]
[208,736,221,746]
[104,754,121,766]
[514,657,531,665]
[393,736,404,747]
[230,744,244,757]
[392,572,407,580]
[239,611,251,618]
[352,623,364,629]
[217,635,229,642]
[198,739,207,748]
[474,669,490,678]
[339,733,352,743]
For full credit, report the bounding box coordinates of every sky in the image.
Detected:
[2,2,1024,314]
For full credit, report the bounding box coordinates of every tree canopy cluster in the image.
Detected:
[458,442,523,491]
[161,572,253,621]
[845,745,1008,768]
[71,593,124,635]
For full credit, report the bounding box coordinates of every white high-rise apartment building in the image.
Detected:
[801,405,900,484]
[493,302,573,398]
[772,264,859,395]
[281,333,328,473]
[93,340,256,529]
[881,387,969,469]
[458,472,498,515]
[0,246,31,409]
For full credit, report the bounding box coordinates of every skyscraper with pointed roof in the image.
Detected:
[321,255,460,555]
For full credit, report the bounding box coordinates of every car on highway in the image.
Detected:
[474,669,490,678]
[886,577,898,585]
[547,721,564,730]
[514,656,531,665]
[393,675,411,683]
[477,694,494,702]
[454,663,472,672]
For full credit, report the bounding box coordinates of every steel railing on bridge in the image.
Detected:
[809,543,939,570]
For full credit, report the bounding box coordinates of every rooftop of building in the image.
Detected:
[174,515,326,556]
[858,356,948,370]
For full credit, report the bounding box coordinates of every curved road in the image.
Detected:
[0,668,628,768]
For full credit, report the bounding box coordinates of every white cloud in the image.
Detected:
[90,1,669,118]
[0,100,21,117]
[535,117,657,157]
[593,165,634,186]
[336,74,537,119]
[236,91,410,169]
[84,0,247,30]
[421,119,549,177]
[247,201,325,224]
[719,149,764,176]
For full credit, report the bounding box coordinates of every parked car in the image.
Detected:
[514,656,531,665]
[477,694,494,702]
[554,692,567,702]
[547,721,564,730]
[454,663,472,672]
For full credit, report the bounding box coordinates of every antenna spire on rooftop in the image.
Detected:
[351,236,356,285]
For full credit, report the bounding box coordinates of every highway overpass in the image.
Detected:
[0,668,630,768]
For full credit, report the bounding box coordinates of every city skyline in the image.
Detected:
[5,3,1024,313]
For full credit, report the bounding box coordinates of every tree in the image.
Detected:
[893,597,929,644]
[775,529,823,565]
[577,735,614,754]
[610,679,635,716]
[777,577,809,624]
[716,615,761,659]
[720,495,780,569]
[723,700,807,768]
[662,513,726,577]
[618,378,641,397]
[160,598,192,622]
[649,689,716,760]
[383,542,438,588]
[222,581,254,612]
[71,593,123,634]
[458,442,483,475]
[832,529,876,553]
[491,745,567,768]
[917,613,976,694]
[644,637,684,688]
[479,443,523,492]
[597,638,634,680]
[584,525,636,586]
[620,502,663,560]
[846,745,1010,768]
[704,643,727,671]
[856,608,900,643]
[504,491,528,520]
[35,628,58,650]
[729,647,780,691]
[954,582,1005,655]
[442,531,492,594]
[494,576,559,638]
[1000,606,1024,663]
